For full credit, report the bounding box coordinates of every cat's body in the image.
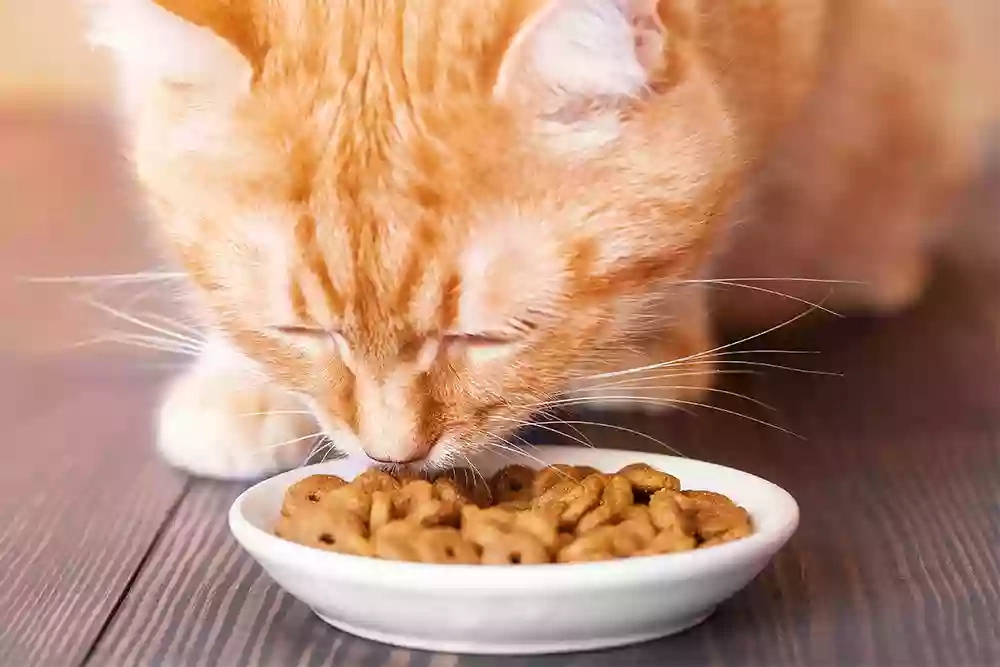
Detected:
[90,0,998,478]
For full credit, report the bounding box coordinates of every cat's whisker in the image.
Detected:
[507,429,541,451]
[464,430,568,481]
[707,359,840,376]
[484,443,518,463]
[447,461,472,489]
[485,436,552,470]
[68,332,203,357]
[83,296,204,346]
[708,349,821,356]
[577,349,825,390]
[536,395,804,439]
[582,358,837,381]
[238,410,314,418]
[18,271,187,285]
[118,280,178,311]
[104,331,203,354]
[533,395,700,418]
[457,450,492,499]
[681,277,864,285]
[579,368,758,391]
[480,436,571,480]
[138,311,205,338]
[582,302,828,381]
[524,406,596,449]
[306,438,324,461]
[263,431,324,451]
[127,361,194,370]
[508,426,564,454]
[527,419,688,458]
[674,279,843,317]
[318,439,341,464]
[307,436,334,462]
[567,384,778,412]
[487,415,596,451]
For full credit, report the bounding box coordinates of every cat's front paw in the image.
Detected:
[157,354,320,480]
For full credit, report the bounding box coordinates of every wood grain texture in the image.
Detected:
[0,357,188,667]
[85,257,1000,667]
[0,108,157,357]
[0,110,187,666]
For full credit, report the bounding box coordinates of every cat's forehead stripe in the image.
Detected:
[338,372,359,434]
[293,212,344,321]
[388,215,440,315]
[288,275,307,320]
[413,372,446,457]
[438,271,462,333]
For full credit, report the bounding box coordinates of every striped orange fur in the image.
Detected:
[90,0,997,476]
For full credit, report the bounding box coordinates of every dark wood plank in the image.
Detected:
[0,357,188,667]
[86,253,1000,667]
[88,478,462,667]
[0,108,191,666]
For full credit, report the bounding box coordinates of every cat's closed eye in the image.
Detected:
[272,325,332,338]
[442,332,517,346]
[443,332,524,364]
[270,326,351,361]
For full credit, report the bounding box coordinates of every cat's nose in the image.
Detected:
[363,435,439,465]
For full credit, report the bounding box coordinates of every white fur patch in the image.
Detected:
[464,340,521,367]
[536,113,624,155]
[157,337,319,480]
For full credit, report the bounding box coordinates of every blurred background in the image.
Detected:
[0,0,157,355]
[0,1,113,105]
[0,3,998,666]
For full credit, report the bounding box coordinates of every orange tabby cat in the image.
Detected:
[89,0,997,478]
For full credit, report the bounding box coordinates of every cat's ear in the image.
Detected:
[494,0,667,115]
[87,0,258,107]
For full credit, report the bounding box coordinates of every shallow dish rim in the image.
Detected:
[229,447,799,592]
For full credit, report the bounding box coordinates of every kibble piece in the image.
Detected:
[616,463,681,499]
[481,532,550,565]
[490,464,537,503]
[276,504,373,556]
[280,474,347,517]
[274,460,754,562]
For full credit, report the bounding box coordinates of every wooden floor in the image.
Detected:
[1,109,998,667]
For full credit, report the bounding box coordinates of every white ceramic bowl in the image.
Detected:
[229,446,799,655]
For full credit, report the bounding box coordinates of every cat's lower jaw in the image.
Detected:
[157,341,319,480]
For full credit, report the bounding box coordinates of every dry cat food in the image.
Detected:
[273,463,753,564]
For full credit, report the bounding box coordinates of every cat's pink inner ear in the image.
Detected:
[494,0,666,112]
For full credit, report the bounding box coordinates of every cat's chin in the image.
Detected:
[156,342,320,480]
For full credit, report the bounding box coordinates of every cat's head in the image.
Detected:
[92,0,738,467]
